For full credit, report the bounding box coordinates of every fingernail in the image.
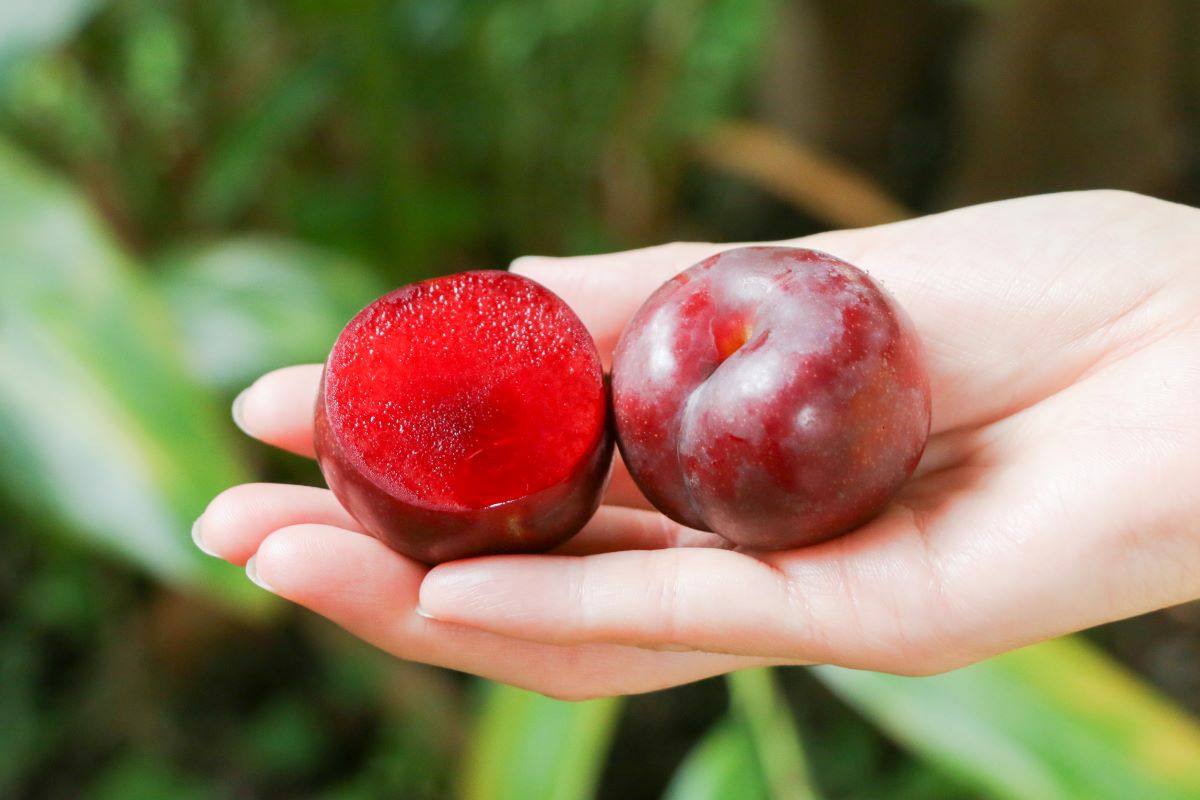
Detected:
[508,255,551,274]
[415,605,437,620]
[245,555,274,593]
[192,517,218,557]
[231,387,251,435]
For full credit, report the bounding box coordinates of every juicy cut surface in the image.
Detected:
[324,271,606,509]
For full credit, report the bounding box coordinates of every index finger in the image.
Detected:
[513,192,1199,436]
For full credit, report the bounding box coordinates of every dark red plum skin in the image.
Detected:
[315,384,613,564]
[611,246,931,550]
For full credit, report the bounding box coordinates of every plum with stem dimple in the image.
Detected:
[611,246,931,550]
[314,271,612,564]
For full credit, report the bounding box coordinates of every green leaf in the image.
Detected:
[0,0,102,74]
[0,137,268,614]
[156,237,386,392]
[663,719,771,800]
[459,682,623,800]
[814,636,1200,800]
[726,669,823,800]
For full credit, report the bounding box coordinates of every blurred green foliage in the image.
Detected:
[462,684,621,800]
[817,638,1200,800]
[157,238,385,392]
[663,719,772,800]
[0,0,775,268]
[0,0,100,71]
[2,1,1200,798]
[0,138,265,611]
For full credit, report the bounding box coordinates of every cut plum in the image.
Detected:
[315,271,612,564]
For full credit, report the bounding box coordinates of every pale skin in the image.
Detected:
[195,190,1200,700]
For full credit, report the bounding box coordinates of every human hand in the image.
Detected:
[195,190,1200,698]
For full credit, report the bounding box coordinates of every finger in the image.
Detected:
[249,524,770,698]
[234,364,322,457]
[551,505,728,557]
[419,547,795,657]
[417,506,963,672]
[196,483,363,565]
[516,192,1200,436]
[197,481,713,564]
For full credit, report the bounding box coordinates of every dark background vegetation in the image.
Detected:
[2,1,1199,798]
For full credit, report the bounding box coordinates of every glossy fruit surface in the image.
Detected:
[611,246,930,549]
[315,271,611,564]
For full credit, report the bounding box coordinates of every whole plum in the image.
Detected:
[611,246,930,550]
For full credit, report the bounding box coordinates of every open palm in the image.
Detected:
[197,191,1200,698]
